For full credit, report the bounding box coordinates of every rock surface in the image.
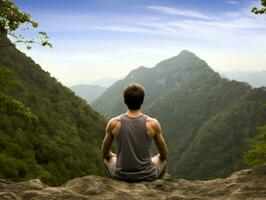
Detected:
[0,165,266,200]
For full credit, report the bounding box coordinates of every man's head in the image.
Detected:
[123,83,145,110]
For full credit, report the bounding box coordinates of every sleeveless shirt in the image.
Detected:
[111,113,158,182]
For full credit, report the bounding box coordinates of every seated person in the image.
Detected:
[101,83,168,182]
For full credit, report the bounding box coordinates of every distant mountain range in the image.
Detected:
[70,84,107,103]
[90,77,119,87]
[70,78,119,103]
[221,71,266,88]
[92,50,266,180]
[70,70,266,104]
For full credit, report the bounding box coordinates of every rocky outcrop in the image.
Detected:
[0,164,266,200]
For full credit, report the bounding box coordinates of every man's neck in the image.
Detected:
[125,109,142,118]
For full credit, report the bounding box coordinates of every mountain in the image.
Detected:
[1,164,265,199]
[91,77,119,87]
[221,70,266,88]
[70,84,107,103]
[92,50,211,118]
[0,32,106,186]
[92,50,266,180]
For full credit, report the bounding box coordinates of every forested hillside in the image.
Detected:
[93,50,266,180]
[173,87,266,179]
[0,32,106,186]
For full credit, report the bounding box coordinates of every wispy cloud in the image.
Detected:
[22,0,266,85]
[148,5,210,19]
[91,25,152,33]
[227,1,239,5]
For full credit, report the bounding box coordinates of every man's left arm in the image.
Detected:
[153,119,168,161]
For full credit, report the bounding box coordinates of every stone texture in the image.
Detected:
[0,165,265,200]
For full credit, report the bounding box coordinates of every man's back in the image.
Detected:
[101,83,168,182]
[111,113,158,181]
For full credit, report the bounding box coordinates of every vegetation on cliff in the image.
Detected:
[0,33,106,186]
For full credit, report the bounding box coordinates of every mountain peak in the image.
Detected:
[178,49,197,58]
[137,65,148,70]
[154,49,209,71]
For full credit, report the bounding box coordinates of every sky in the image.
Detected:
[13,0,266,86]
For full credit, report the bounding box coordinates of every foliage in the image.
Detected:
[0,0,52,49]
[171,88,266,180]
[244,124,266,167]
[0,34,106,186]
[0,92,37,121]
[252,0,266,14]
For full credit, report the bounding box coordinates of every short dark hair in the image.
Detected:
[123,83,145,110]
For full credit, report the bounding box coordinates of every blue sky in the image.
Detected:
[13,0,266,86]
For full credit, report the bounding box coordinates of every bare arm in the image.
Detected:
[101,119,116,160]
[153,120,168,161]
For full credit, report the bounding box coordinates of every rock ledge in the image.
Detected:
[0,165,266,200]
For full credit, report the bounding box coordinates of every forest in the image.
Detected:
[0,32,106,185]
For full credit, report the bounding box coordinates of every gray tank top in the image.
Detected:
[112,113,157,181]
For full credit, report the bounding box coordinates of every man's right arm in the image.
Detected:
[152,119,168,161]
[101,119,115,160]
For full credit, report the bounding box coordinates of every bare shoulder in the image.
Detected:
[106,115,121,136]
[146,115,161,138]
[109,115,121,124]
[146,115,160,128]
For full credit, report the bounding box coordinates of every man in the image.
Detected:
[101,83,168,182]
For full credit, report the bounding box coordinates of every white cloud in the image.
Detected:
[227,1,239,5]
[148,5,210,19]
